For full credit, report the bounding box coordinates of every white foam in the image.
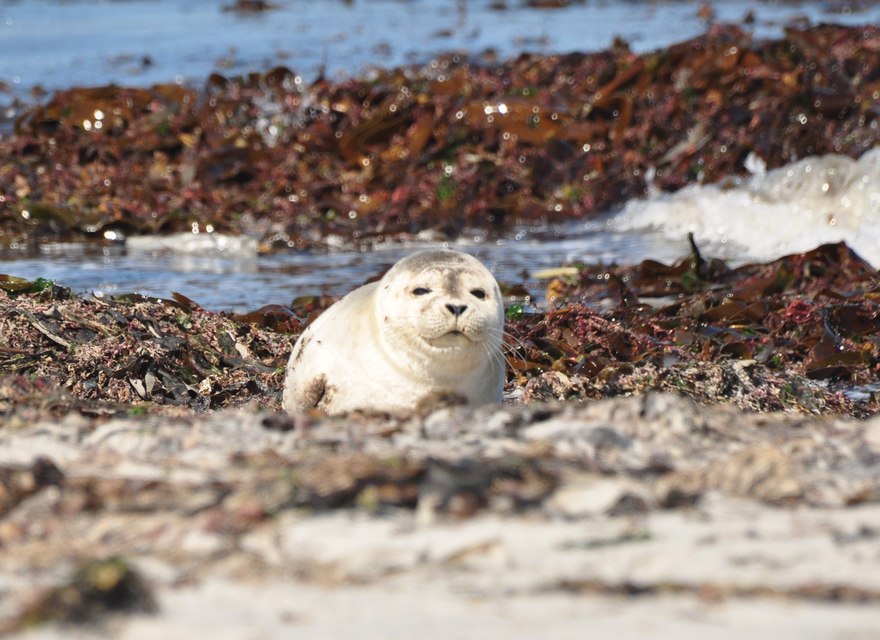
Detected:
[611,147,880,266]
[126,232,258,256]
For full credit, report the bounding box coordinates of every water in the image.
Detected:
[2,0,879,99]
[0,223,683,310]
[614,148,880,266]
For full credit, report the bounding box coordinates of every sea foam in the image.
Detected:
[610,147,880,267]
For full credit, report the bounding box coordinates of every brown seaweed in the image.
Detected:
[1,25,878,247]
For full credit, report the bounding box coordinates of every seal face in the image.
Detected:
[282,250,506,415]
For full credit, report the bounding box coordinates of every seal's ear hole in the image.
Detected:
[412,287,431,296]
[470,288,487,300]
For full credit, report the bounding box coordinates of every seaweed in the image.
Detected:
[506,240,880,414]
[1,25,878,247]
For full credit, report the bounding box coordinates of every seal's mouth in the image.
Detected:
[426,330,475,348]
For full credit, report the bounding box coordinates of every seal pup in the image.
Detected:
[282,249,506,415]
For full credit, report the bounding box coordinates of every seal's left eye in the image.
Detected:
[412,287,431,296]
[470,288,486,300]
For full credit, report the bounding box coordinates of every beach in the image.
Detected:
[2,1,880,636]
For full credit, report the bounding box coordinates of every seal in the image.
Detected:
[282,249,506,415]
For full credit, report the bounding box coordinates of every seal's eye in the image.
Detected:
[470,288,487,300]
[412,287,431,296]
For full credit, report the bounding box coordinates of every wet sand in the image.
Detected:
[2,394,880,637]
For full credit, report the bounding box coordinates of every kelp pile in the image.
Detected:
[1,23,879,418]
[509,240,880,416]
[1,239,879,418]
[1,24,878,246]
[0,281,292,416]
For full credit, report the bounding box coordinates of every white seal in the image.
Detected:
[282,249,506,414]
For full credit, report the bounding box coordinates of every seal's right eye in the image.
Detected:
[412,287,431,296]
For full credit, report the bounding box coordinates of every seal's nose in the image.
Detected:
[445,303,467,317]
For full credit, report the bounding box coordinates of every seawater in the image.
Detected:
[3,0,880,98]
[1,149,878,312]
[0,224,680,312]
[613,148,880,266]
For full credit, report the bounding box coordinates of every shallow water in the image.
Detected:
[0,223,684,311]
[2,0,879,98]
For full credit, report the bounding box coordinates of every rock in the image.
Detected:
[547,475,653,518]
[709,446,802,505]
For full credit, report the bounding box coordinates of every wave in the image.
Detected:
[610,147,880,267]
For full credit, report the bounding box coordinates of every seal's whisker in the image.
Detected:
[479,338,505,369]
[500,330,532,367]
